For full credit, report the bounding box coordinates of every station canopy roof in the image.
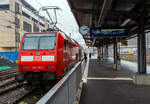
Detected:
[67,0,150,47]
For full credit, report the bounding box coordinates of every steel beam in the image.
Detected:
[71,8,100,14]
[105,45,108,59]
[113,42,117,64]
[97,0,112,27]
[113,38,118,70]
[101,46,103,59]
[137,15,146,74]
[132,0,148,12]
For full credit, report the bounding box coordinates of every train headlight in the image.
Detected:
[22,66,28,69]
[47,65,55,69]
[51,66,55,69]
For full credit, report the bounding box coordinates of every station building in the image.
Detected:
[0,0,50,52]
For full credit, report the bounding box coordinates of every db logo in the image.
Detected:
[34,56,42,61]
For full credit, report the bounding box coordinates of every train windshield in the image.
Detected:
[22,33,57,50]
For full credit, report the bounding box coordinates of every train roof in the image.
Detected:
[59,32,77,46]
[23,31,79,46]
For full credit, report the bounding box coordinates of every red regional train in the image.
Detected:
[16,31,83,85]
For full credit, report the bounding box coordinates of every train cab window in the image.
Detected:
[22,33,57,50]
[39,37,56,50]
[22,37,39,50]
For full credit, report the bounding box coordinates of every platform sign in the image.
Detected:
[121,41,128,46]
[90,28,126,37]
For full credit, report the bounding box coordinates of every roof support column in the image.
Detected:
[113,40,117,70]
[132,8,150,85]
[137,12,146,74]
[105,45,108,59]
[101,46,104,60]
[113,38,120,70]
[97,47,101,60]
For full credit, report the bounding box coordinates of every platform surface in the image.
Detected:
[80,59,150,104]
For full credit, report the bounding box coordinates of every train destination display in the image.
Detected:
[90,28,126,37]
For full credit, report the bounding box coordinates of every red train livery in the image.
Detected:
[16,31,81,84]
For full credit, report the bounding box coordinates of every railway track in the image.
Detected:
[0,67,58,104]
[0,67,19,95]
[0,67,17,75]
[0,86,49,104]
[0,79,19,95]
[0,86,30,104]
[0,79,56,104]
[12,89,34,104]
[0,68,18,81]
[0,72,18,81]
[0,77,32,104]
[11,81,57,104]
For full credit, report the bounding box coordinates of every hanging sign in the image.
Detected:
[90,28,127,37]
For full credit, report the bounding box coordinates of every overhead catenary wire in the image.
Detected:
[34,0,56,22]
[26,0,86,45]
[46,0,59,23]
[45,9,54,24]
[41,6,62,30]
[29,0,75,30]
[35,0,57,25]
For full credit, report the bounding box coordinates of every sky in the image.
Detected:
[25,0,86,47]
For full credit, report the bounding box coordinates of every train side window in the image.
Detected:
[64,40,67,50]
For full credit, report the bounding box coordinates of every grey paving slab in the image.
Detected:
[80,59,150,104]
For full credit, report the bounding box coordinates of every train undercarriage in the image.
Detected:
[16,71,57,88]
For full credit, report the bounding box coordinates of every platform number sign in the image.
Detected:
[121,41,128,46]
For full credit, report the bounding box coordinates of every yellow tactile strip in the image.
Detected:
[74,81,84,104]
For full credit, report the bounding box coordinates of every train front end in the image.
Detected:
[16,32,57,83]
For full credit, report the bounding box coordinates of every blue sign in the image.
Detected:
[90,28,126,37]
[0,52,18,62]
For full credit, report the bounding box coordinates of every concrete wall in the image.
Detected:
[0,0,50,52]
